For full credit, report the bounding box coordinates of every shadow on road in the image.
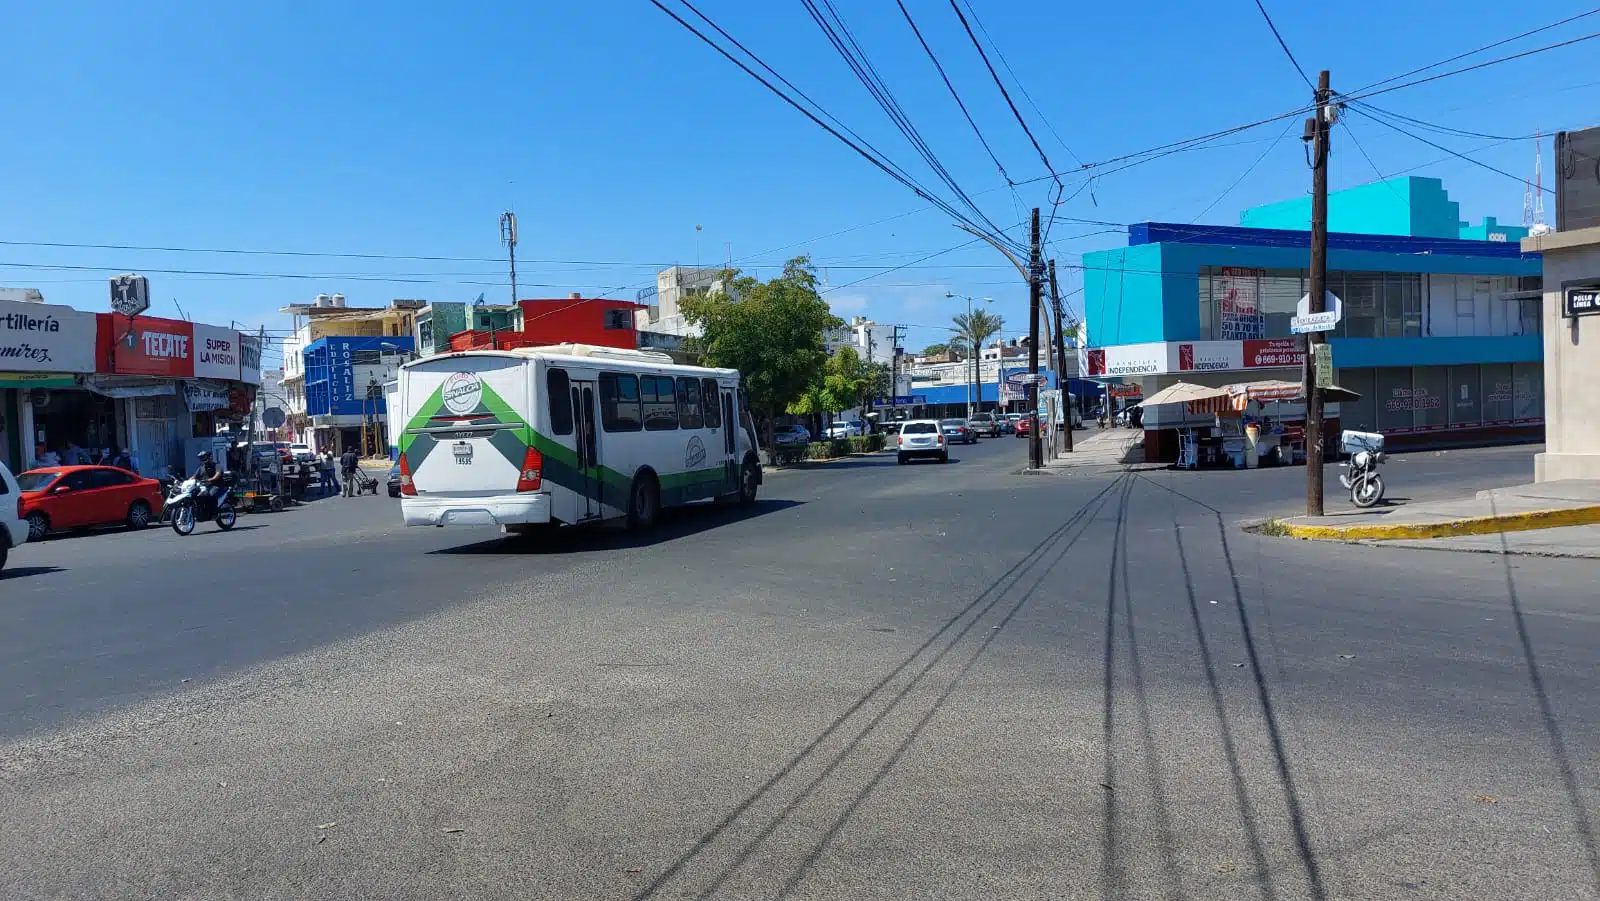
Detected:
[431,499,804,556]
[1490,496,1600,894]
[0,565,66,581]
[629,477,1128,900]
[1138,474,1329,900]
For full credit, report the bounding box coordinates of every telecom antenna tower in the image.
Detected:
[1524,132,1547,232]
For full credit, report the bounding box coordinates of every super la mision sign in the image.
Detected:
[1082,339,1305,377]
[0,299,98,373]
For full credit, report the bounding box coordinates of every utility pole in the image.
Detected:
[1026,208,1043,470]
[500,211,519,307]
[1049,259,1072,453]
[1304,70,1333,515]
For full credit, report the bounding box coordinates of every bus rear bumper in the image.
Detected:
[402,492,551,527]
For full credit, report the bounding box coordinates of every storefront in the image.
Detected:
[0,297,99,472]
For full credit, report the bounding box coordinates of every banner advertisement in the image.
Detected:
[1243,338,1304,369]
[193,323,242,381]
[0,299,97,373]
[1217,267,1265,340]
[101,314,195,378]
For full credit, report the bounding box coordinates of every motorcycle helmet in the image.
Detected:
[197,450,213,462]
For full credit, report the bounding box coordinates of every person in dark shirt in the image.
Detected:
[192,451,225,505]
[340,447,358,497]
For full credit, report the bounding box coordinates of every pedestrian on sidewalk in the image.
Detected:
[340,447,358,498]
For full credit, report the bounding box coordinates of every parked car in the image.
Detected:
[939,418,976,445]
[387,462,402,498]
[896,420,948,464]
[289,443,317,464]
[825,420,867,439]
[774,424,813,447]
[967,412,1000,438]
[1003,413,1022,434]
[17,465,166,540]
[0,461,26,572]
[1015,416,1032,438]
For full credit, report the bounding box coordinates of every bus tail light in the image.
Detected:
[517,446,543,492]
[398,453,417,496]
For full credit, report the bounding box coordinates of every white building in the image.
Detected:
[634,266,723,340]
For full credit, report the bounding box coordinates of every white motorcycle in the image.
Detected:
[165,475,238,536]
[1338,430,1386,509]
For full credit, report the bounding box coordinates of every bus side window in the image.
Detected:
[599,372,642,432]
[642,375,678,431]
[547,368,573,435]
[676,377,703,429]
[701,379,722,428]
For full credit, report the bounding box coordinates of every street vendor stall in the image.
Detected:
[1144,379,1360,470]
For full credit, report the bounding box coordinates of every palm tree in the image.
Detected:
[952,309,1004,415]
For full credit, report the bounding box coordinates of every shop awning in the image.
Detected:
[1139,382,1228,407]
[1184,379,1363,414]
[81,375,177,398]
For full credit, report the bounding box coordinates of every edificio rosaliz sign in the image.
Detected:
[0,299,98,373]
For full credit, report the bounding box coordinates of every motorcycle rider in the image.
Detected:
[193,450,227,511]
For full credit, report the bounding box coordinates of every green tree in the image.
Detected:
[681,257,843,461]
[921,342,950,357]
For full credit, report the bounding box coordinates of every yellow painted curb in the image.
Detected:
[1280,504,1600,541]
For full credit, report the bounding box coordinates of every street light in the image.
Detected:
[946,292,992,418]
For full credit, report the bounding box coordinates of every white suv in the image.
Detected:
[896,419,948,465]
[0,461,27,573]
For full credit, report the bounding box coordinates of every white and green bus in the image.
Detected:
[396,344,762,532]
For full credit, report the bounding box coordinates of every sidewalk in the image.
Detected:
[1042,427,1158,471]
[1266,480,1600,558]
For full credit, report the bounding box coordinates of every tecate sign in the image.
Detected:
[0,299,97,373]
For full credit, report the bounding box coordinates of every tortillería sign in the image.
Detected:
[0,299,97,373]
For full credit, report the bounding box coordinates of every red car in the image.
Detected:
[1014,416,1047,438]
[17,465,166,540]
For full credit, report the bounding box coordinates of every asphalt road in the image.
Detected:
[1,438,1595,900]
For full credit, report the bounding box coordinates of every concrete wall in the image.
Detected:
[1525,226,1600,480]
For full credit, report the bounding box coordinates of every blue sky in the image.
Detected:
[3,1,1594,365]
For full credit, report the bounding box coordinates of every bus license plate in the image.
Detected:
[452,442,473,464]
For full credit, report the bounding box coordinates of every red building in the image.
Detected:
[447,294,643,352]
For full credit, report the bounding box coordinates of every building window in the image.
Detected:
[604,309,633,330]
[676,377,703,429]
[547,368,573,435]
[351,350,382,365]
[641,375,678,430]
[418,319,434,350]
[599,372,642,432]
[1519,298,1541,336]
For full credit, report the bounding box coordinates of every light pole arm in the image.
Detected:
[955,224,1030,283]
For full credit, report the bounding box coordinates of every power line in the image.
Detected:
[1346,100,1520,142]
[799,0,1023,250]
[1252,0,1313,88]
[947,0,1061,189]
[645,0,1019,253]
[822,236,990,293]
[893,0,1011,184]
[1189,118,1298,222]
[1349,7,1600,95]
[1345,104,1552,193]
[1344,30,1600,104]
[953,1,1081,166]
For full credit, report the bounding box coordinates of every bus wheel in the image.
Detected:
[627,474,659,530]
[738,459,759,506]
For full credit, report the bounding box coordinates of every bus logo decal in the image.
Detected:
[685,436,707,470]
[442,372,484,415]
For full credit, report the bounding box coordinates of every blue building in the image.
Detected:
[1082,177,1544,459]
[303,335,414,454]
